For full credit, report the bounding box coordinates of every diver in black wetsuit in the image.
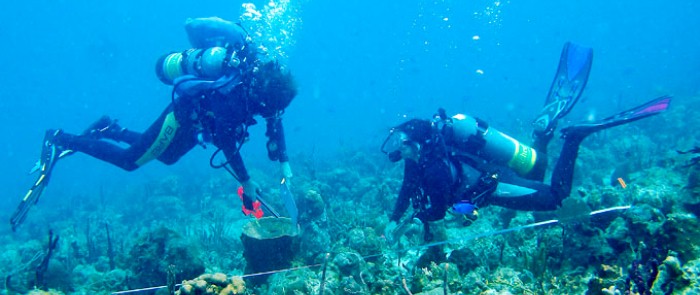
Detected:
[383,96,671,265]
[10,17,296,230]
[382,42,671,254]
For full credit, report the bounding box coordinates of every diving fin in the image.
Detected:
[11,130,70,231]
[533,42,594,136]
[561,95,672,140]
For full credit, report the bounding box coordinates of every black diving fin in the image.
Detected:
[533,42,594,135]
[11,130,72,231]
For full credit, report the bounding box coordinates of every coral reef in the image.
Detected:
[176,273,246,295]
[4,97,700,295]
[127,225,205,289]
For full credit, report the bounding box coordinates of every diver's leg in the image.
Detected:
[549,96,672,203]
[82,116,143,145]
[156,118,198,165]
[52,132,147,171]
[51,110,170,171]
[548,137,583,203]
[52,104,191,170]
[488,177,559,211]
[491,97,672,211]
[471,164,558,210]
[523,149,548,182]
[117,130,144,145]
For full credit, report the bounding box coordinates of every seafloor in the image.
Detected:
[2,96,699,295]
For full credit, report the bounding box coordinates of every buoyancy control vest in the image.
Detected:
[434,112,544,213]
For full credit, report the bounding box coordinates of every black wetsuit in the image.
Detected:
[390,129,584,222]
[52,82,288,182]
[390,148,453,223]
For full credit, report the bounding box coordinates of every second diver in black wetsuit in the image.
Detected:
[10,17,297,230]
[382,42,672,257]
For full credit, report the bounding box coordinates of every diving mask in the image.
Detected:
[381,130,419,162]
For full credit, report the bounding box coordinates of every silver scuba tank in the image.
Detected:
[448,114,538,176]
[156,47,242,85]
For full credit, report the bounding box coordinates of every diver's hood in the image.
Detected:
[245,61,297,118]
[394,119,433,143]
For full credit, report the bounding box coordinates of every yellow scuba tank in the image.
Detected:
[447,114,538,176]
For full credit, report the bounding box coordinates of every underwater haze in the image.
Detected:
[1,0,699,294]
[1,1,698,207]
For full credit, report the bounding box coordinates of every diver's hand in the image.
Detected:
[241,180,261,210]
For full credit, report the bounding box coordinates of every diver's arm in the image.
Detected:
[390,160,421,222]
[265,116,288,162]
[265,116,293,178]
[222,143,250,182]
[222,143,260,210]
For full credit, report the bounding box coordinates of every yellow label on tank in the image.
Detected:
[135,112,179,166]
[508,142,537,175]
[163,53,184,82]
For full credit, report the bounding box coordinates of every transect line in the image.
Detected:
[111,205,631,294]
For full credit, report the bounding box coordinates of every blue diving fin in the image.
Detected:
[561,95,671,140]
[533,42,594,136]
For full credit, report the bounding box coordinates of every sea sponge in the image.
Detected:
[194,279,208,290]
[177,274,245,295]
[218,284,234,295]
[177,283,194,295]
[207,272,228,286]
[205,284,220,294]
[230,276,246,294]
[26,289,65,295]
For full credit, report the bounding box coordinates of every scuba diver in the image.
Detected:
[382,42,671,256]
[10,17,297,230]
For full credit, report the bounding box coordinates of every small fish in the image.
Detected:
[617,178,628,189]
[452,201,478,216]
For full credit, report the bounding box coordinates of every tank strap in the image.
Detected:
[470,117,489,151]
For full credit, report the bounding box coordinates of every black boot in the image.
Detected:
[33,129,71,173]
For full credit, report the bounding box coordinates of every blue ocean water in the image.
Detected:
[0,0,698,271]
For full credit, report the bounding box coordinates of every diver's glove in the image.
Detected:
[240,179,261,210]
[281,161,293,181]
